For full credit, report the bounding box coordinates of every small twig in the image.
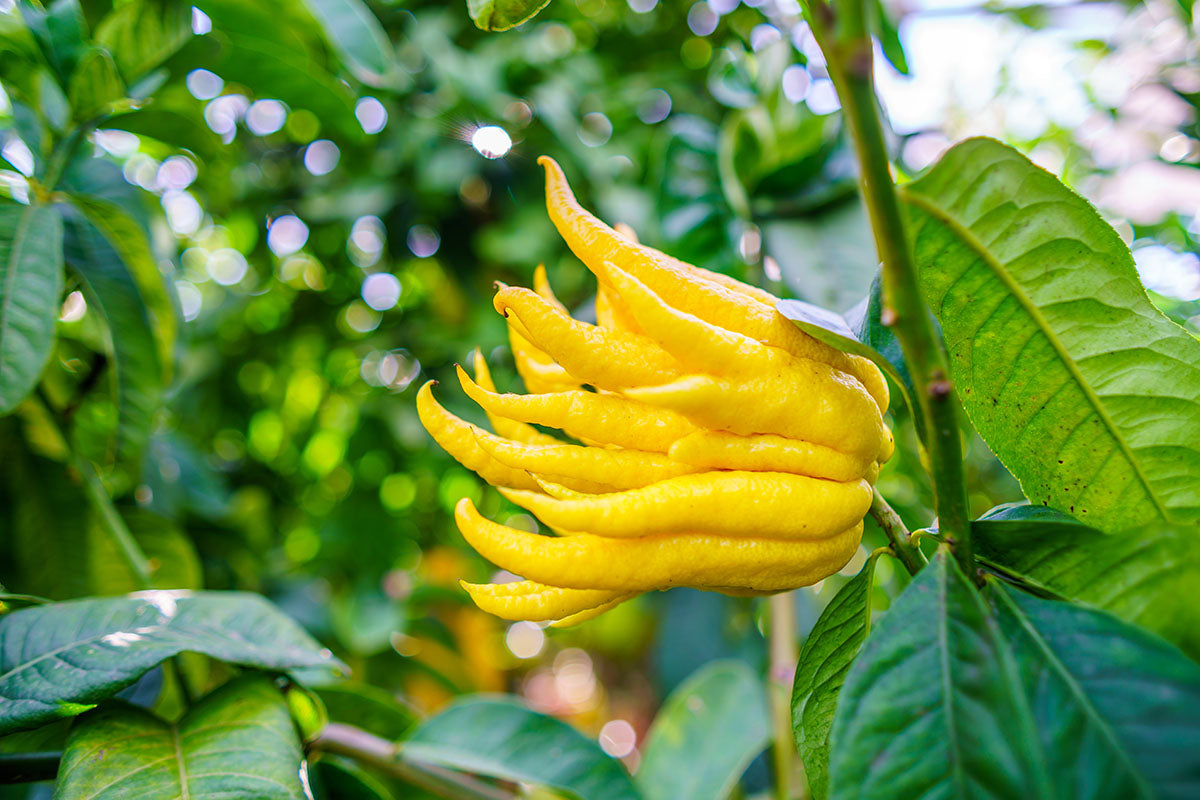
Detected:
[868,489,924,576]
[312,723,516,800]
[767,593,799,800]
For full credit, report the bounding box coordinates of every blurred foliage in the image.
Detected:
[1,0,1198,796]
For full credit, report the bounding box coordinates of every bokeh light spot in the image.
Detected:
[471,125,512,159]
[506,621,545,659]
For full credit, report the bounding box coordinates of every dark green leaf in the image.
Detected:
[902,137,1200,531]
[19,0,87,83]
[302,0,397,87]
[0,202,63,414]
[53,674,308,800]
[791,554,879,800]
[61,209,163,467]
[988,582,1200,799]
[313,758,396,800]
[66,47,124,120]
[974,503,1200,659]
[93,0,192,84]
[102,108,225,160]
[0,591,344,734]
[829,550,1049,799]
[637,660,769,800]
[317,684,419,741]
[66,194,176,382]
[403,696,638,800]
[466,0,552,32]
[871,0,909,75]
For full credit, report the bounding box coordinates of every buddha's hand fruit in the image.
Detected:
[418,157,890,626]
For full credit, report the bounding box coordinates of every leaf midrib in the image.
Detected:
[901,187,1172,524]
[936,561,967,798]
[990,586,1154,798]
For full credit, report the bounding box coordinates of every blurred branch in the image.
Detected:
[806,0,978,583]
[869,488,924,575]
[313,723,516,800]
[767,593,799,800]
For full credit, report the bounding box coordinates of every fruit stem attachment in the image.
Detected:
[869,488,924,576]
[805,0,977,583]
[768,592,799,799]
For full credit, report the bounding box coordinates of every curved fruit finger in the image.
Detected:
[460,579,630,621]
[456,498,863,592]
[667,430,874,482]
[457,365,697,452]
[416,382,541,491]
[499,471,873,540]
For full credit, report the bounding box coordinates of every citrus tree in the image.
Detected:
[1,0,1198,799]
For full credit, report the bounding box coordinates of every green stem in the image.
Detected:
[868,489,923,576]
[75,456,155,589]
[41,126,87,194]
[314,723,516,800]
[807,0,977,583]
[767,592,798,800]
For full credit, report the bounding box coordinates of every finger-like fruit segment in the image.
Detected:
[625,371,886,461]
[498,471,872,540]
[470,350,563,447]
[532,264,569,314]
[456,498,862,592]
[459,579,630,621]
[668,430,873,482]
[496,285,684,390]
[476,431,699,492]
[538,156,889,411]
[416,382,541,491]
[550,593,637,627]
[457,365,698,452]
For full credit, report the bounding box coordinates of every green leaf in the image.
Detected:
[466,0,552,32]
[317,683,419,741]
[0,202,64,415]
[61,209,163,467]
[188,1,361,141]
[973,503,1200,659]
[828,550,1050,800]
[403,696,639,800]
[19,0,88,84]
[66,47,124,120]
[0,591,344,734]
[902,137,1200,531]
[791,554,879,800]
[66,194,177,383]
[870,0,908,75]
[988,582,1200,799]
[87,509,204,595]
[637,660,769,800]
[302,0,397,87]
[93,0,192,84]
[53,674,308,800]
[102,108,225,160]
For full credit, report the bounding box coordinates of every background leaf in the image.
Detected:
[828,550,1049,800]
[93,0,192,84]
[0,591,343,734]
[973,503,1200,659]
[402,696,639,800]
[53,673,308,800]
[466,0,553,32]
[791,555,878,800]
[988,582,1200,799]
[903,137,1200,532]
[637,660,769,800]
[61,209,163,468]
[0,203,63,414]
[302,0,397,87]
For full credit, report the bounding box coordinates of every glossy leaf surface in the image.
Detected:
[903,137,1200,531]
